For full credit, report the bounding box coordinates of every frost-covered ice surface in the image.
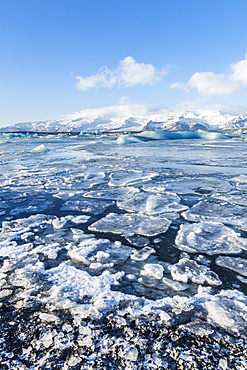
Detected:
[0,134,247,369]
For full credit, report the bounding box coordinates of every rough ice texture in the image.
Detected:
[68,237,132,269]
[175,221,246,255]
[169,258,222,286]
[203,290,247,335]
[140,263,164,280]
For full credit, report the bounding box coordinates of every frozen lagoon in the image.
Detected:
[0,132,247,369]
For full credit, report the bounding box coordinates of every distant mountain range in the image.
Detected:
[2,104,247,132]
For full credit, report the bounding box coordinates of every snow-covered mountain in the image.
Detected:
[1,104,247,133]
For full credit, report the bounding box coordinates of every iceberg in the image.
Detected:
[135,130,231,141]
[31,144,49,153]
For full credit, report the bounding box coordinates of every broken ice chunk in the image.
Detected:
[130,247,155,261]
[162,276,189,291]
[237,275,247,284]
[125,235,150,247]
[117,192,187,215]
[89,213,171,237]
[39,313,60,323]
[140,263,164,280]
[52,215,90,230]
[32,242,62,259]
[108,170,158,187]
[52,191,81,201]
[179,319,214,336]
[68,238,105,265]
[175,221,246,255]
[216,256,247,277]
[68,238,132,267]
[182,199,247,231]
[169,258,222,286]
[0,242,35,263]
[46,263,125,315]
[60,199,113,215]
[204,290,247,335]
[1,214,54,234]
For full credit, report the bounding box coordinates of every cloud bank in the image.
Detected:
[73,56,168,90]
[171,54,247,96]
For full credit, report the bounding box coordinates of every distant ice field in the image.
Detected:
[0,133,247,344]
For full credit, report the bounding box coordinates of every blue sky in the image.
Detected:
[1,0,247,126]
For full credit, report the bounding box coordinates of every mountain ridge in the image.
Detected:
[1,104,247,133]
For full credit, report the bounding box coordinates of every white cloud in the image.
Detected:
[73,57,167,90]
[118,95,131,105]
[231,58,247,85]
[188,72,239,95]
[117,56,166,87]
[73,66,116,90]
[171,54,247,96]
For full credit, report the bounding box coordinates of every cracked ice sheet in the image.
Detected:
[182,199,247,231]
[89,213,171,237]
[117,192,188,215]
[175,221,247,255]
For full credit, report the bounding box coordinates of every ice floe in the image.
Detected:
[67,237,132,270]
[140,263,164,280]
[216,256,247,277]
[130,246,155,261]
[60,199,114,214]
[182,199,247,231]
[89,212,171,237]
[117,192,187,215]
[175,221,247,255]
